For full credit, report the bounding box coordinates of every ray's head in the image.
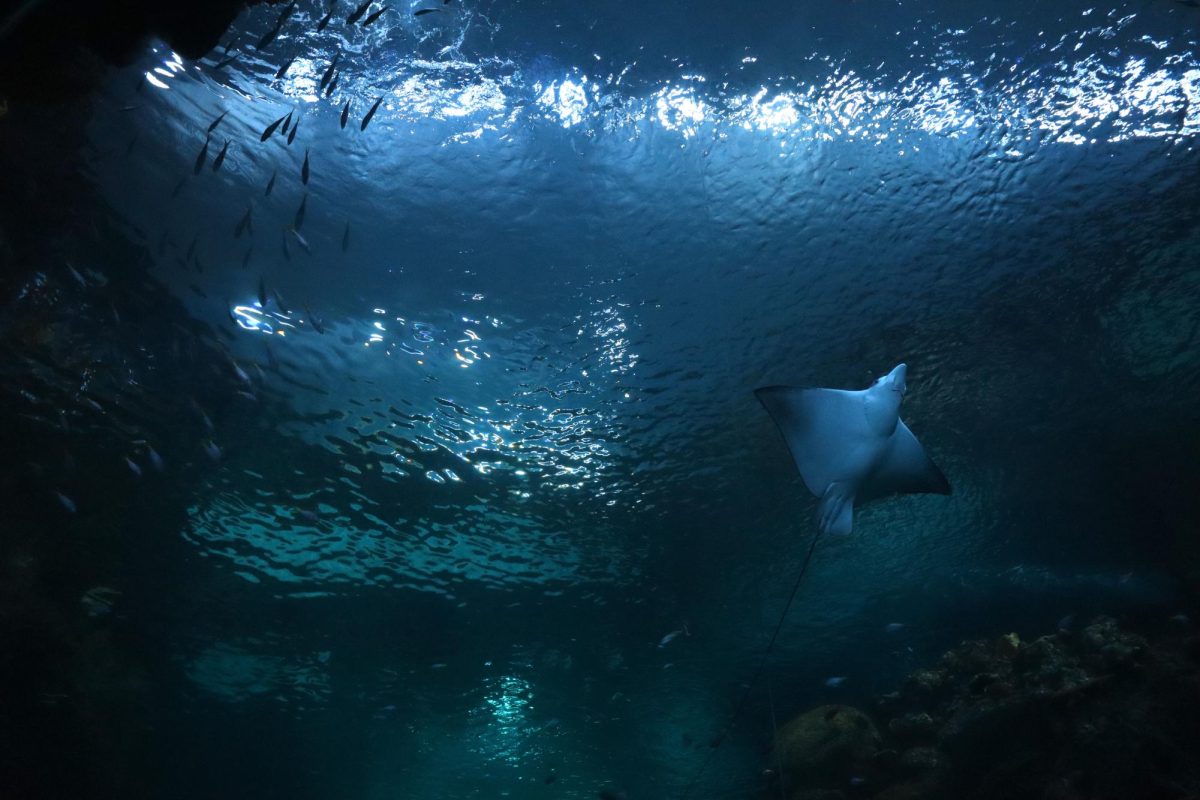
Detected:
[873,363,907,397]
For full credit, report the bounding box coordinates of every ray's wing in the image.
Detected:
[860,419,951,501]
[755,386,878,498]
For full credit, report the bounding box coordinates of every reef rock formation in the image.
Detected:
[768,616,1200,800]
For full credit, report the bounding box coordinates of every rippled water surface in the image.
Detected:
[9,0,1200,796]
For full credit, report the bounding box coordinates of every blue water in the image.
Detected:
[6,0,1200,797]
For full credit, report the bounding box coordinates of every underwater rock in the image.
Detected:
[895,746,943,775]
[871,775,944,800]
[1079,616,1146,672]
[764,617,1200,800]
[886,712,936,744]
[902,668,948,700]
[789,790,846,800]
[776,704,881,788]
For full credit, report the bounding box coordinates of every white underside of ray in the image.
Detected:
[756,366,948,536]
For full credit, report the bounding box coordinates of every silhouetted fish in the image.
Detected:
[261,112,289,142]
[347,0,372,24]
[214,51,239,69]
[265,169,277,196]
[363,6,388,26]
[171,177,187,198]
[258,277,269,308]
[305,304,325,334]
[273,288,291,313]
[414,8,443,16]
[257,0,297,49]
[193,136,210,174]
[361,96,384,130]
[241,246,253,269]
[294,194,307,230]
[321,53,340,91]
[288,118,300,145]
[208,110,227,133]
[282,109,293,134]
[326,72,339,97]
[234,206,252,238]
[281,229,292,261]
[317,5,334,31]
[275,56,296,79]
[301,148,310,184]
[256,25,282,50]
[341,100,350,128]
[211,139,230,171]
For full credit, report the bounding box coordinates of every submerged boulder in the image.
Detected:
[776,704,881,787]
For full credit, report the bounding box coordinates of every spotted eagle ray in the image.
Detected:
[756,362,950,535]
[680,364,950,799]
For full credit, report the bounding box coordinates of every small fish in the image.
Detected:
[207,110,227,132]
[265,169,277,196]
[320,53,340,91]
[1176,0,1200,8]
[294,194,307,230]
[273,288,292,313]
[56,491,76,513]
[211,139,230,171]
[288,118,299,145]
[66,261,87,287]
[824,676,846,688]
[256,24,282,51]
[281,109,294,135]
[170,177,187,198]
[341,221,351,252]
[305,304,325,333]
[301,149,310,184]
[1056,614,1075,632]
[214,51,239,69]
[658,629,684,648]
[361,96,384,130]
[231,360,252,385]
[317,6,334,31]
[275,56,296,79]
[347,0,373,24]
[193,136,210,174]
[326,72,339,97]
[124,457,142,477]
[241,247,253,269]
[1170,613,1191,624]
[258,277,269,308]
[430,662,448,669]
[289,227,312,254]
[146,446,165,472]
[340,99,350,128]
[885,623,906,634]
[281,229,292,261]
[414,8,443,16]
[203,441,222,462]
[362,6,388,26]
[260,112,289,142]
[235,206,254,237]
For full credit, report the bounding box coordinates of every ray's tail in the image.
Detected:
[678,526,824,799]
